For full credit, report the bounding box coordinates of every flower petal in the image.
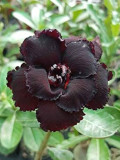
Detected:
[36,101,84,131]
[92,37,102,61]
[7,70,14,89]
[7,64,39,111]
[86,64,109,110]
[108,71,113,81]
[25,66,63,101]
[65,36,81,44]
[20,29,66,70]
[56,78,96,112]
[62,40,97,78]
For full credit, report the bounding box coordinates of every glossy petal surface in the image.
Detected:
[25,67,63,100]
[36,101,84,131]
[7,64,39,111]
[62,41,97,78]
[20,29,66,70]
[56,78,96,112]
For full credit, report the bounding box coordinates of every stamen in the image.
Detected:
[48,64,71,88]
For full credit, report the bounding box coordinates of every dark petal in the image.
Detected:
[108,71,113,81]
[62,41,97,78]
[91,37,102,61]
[86,64,109,110]
[56,78,96,112]
[65,36,102,61]
[36,101,84,131]
[7,64,39,111]
[65,36,81,44]
[20,29,66,70]
[7,70,14,89]
[25,66,63,101]
[35,29,66,52]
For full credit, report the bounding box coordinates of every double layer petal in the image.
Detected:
[62,40,97,78]
[86,64,109,109]
[36,101,84,131]
[56,78,96,112]
[20,29,66,70]
[25,66,63,100]
[7,64,39,111]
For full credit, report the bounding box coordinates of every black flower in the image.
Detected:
[7,29,112,131]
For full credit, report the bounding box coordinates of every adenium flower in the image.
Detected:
[7,29,112,131]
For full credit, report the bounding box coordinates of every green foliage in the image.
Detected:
[1,114,23,149]
[87,139,111,160]
[0,0,120,159]
[48,147,73,160]
[74,107,120,138]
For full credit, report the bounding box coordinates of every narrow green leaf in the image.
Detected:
[0,67,9,93]
[106,135,120,149]
[74,107,120,138]
[12,11,36,29]
[0,118,5,130]
[31,6,44,27]
[1,114,23,149]
[87,139,111,160]
[51,15,70,25]
[50,0,63,13]
[48,147,73,160]
[104,0,113,11]
[87,4,109,42]
[111,24,120,37]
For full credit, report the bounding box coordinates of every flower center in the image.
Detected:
[48,64,71,88]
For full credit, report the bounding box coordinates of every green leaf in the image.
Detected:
[31,5,44,28]
[51,15,70,26]
[104,0,113,11]
[23,127,44,152]
[16,111,39,128]
[0,118,5,138]
[87,139,111,160]
[24,128,64,151]
[106,135,120,149]
[87,4,109,42]
[0,142,16,156]
[74,107,120,138]
[48,132,64,146]
[1,114,23,149]
[0,66,9,93]
[50,0,63,13]
[48,147,73,160]
[111,24,120,37]
[0,118,5,130]
[8,30,33,44]
[57,135,89,149]
[12,11,36,29]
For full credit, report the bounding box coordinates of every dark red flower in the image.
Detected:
[7,29,112,131]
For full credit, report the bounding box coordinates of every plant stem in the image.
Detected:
[34,131,51,160]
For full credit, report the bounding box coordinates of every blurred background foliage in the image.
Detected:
[0,0,120,160]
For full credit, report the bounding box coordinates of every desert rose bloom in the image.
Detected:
[7,29,112,131]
